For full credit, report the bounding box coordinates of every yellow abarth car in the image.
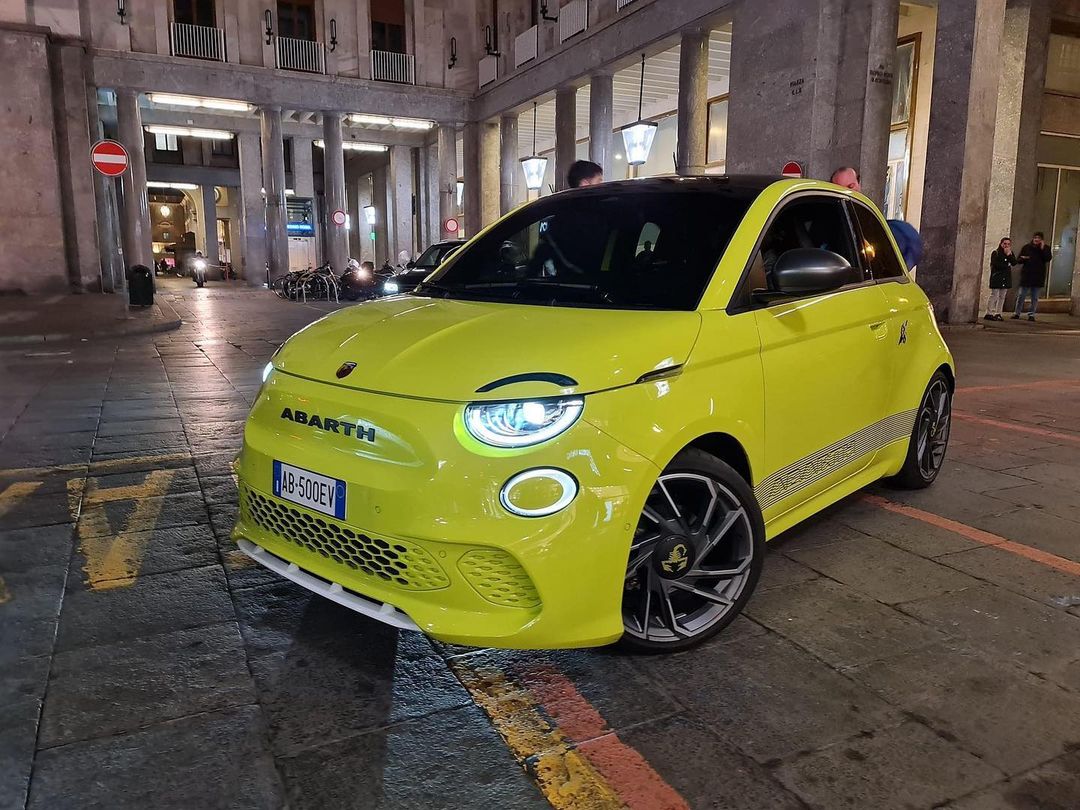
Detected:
[233,177,953,652]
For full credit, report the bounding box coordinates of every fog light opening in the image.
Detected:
[500,468,578,518]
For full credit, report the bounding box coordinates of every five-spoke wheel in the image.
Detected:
[892,370,952,489]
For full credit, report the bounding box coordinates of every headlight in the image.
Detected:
[464,397,583,448]
[383,281,399,294]
[194,259,207,271]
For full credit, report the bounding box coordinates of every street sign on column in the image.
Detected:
[91,140,129,177]
[331,209,347,227]
[781,161,804,179]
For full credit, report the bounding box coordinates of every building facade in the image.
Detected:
[1,0,1078,321]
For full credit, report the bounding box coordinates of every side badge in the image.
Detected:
[898,320,909,345]
[336,362,357,379]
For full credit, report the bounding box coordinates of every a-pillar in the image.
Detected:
[387,144,415,261]
[554,86,577,191]
[115,89,153,275]
[727,0,897,202]
[589,72,614,180]
[321,113,348,272]
[237,131,267,286]
[437,125,458,239]
[500,113,520,216]
[260,106,290,278]
[982,0,1050,314]
[676,29,709,176]
[201,183,218,263]
[920,0,1006,322]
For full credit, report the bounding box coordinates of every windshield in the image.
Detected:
[420,189,755,310]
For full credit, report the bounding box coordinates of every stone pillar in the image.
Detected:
[481,120,500,226]
[88,86,123,293]
[201,183,218,263]
[115,89,153,275]
[554,86,577,191]
[437,125,458,240]
[322,113,349,272]
[291,136,315,198]
[237,131,267,286]
[373,163,391,266]
[500,113,520,216]
[388,145,415,260]
[983,0,1050,306]
[727,0,897,199]
[463,122,481,237]
[260,106,290,277]
[920,0,1006,323]
[589,72,614,180]
[676,28,709,176]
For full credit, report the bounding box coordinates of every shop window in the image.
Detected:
[1046,30,1080,97]
[278,0,316,40]
[884,37,918,220]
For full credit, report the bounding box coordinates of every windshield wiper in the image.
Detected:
[412,281,459,298]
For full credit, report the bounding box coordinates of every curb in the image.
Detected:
[0,299,182,346]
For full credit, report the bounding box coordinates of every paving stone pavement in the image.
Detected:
[2,278,1079,809]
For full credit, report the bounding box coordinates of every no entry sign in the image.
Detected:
[443,217,460,235]
[781,161,804,179]
[330,209,347,227]
[91,140,129,177]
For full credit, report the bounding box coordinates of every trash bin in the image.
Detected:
[128,265,154,307]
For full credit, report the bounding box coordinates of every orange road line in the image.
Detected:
[956,379,1080,394]
[952,412,1080,446]
[861,494,1080,578]
[525,662,689,810]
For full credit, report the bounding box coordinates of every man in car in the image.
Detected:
[567,160,604,189]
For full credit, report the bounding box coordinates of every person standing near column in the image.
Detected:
[985,237,1018,321]
[1013,232,1052,321]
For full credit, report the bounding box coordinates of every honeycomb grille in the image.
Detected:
[458,549,541,608]
[241,487,450,591]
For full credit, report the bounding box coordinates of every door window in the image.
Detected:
[850,203,907,281]
[277,0,315,40]
[744,196,863,301]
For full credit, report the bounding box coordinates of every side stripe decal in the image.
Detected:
[755,409,917,510]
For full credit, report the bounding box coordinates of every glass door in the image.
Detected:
[1035,166,1080,299]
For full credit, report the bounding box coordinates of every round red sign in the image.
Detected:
[91,140,129,177]
[330,209,347,227]
[443,217,460,234]
[781,161,804,179]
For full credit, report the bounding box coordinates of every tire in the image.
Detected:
[888,370,952,489]
[618,448,765,654]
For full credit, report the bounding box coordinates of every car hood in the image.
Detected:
[273,296,702,401]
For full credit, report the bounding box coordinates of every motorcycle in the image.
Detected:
[192,256,208,288]
[338,258,385,301]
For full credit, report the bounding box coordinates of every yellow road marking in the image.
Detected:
[76,468,179,590]
[0,481,43,519]
[0,451,192,479]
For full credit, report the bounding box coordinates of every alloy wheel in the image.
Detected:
[622,473,755,644]
[916,379,951,479]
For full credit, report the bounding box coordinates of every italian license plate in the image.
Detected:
[272,461,346,519]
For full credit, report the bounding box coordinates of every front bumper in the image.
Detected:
[231,370,659,649]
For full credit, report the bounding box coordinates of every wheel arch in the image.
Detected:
[683,432,754,487]
[936,362,955,391]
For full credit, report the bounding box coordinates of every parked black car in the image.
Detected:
[380,240,466,296]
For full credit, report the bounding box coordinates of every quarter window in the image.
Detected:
[851,204,907,280]
[744,196,864,299]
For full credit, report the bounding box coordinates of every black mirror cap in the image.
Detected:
[772,248,853,295]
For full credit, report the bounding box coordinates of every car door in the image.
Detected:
[745,194,896,520]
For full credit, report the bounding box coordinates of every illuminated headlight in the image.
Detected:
[261,362,274,383]
[500,469,578,517]
[464,397,583,448]
[383,281,399,294]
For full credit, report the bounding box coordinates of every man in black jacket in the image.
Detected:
[1013,232,1053,321]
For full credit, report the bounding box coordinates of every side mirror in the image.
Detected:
[771,248,853,295]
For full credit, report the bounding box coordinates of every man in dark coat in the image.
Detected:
[1013,232,1053,321]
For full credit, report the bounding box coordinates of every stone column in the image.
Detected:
[88,85,123,293]
[201,183,218,263]
[463,122,481,237]
[373,163,391,265]
[237,131,268,286]
[260,105,290,277]
[920,0,1006,322]
[676,28,709,176]
[322,113,349,272]
[589,72,614,180]
[500,113,520,216]
[481,120,500,226]
[291,136,315,198]
[437,125,458,240]
[983,0,1050,310]
[388,144,415,260]
[554,86,577,191]
[115,89,153,274]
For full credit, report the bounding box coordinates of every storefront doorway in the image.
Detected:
[1034,163,1080,300]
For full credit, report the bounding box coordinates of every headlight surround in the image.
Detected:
[464,397,584,448]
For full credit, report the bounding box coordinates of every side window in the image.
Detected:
[851,203,907,280]
[745,196,864,298]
